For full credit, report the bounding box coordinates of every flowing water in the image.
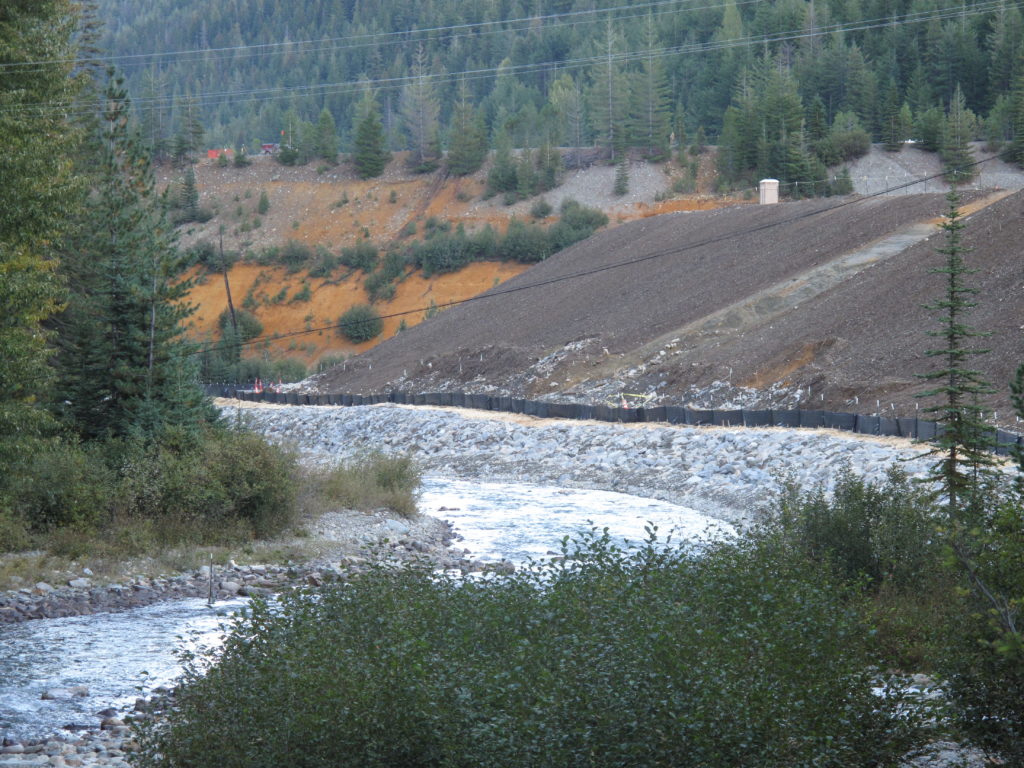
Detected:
[0,479,730,743]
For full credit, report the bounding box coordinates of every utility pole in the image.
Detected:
[220,226,238,337]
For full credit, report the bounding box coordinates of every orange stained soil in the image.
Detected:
[186,260,529,365]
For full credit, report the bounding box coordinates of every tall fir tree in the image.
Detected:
[1008,52,1024,166]
[942,84,976,184]
[315,107,338,163]
[916,190,996,515]
[548,73,586,168]
[400,44,441,172]
[57,72,212,442]
[0,0,80,503]
[631,14,672,161]
[589,19,631,161]
[351,87,390,178]
[446,81,487,176]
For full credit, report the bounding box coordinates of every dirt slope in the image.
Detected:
[173,151,731,364]
[309,189,1024,425]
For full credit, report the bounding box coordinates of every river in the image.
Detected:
[0,478,730,743]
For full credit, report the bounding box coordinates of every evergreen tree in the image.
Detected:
[942,84,977,184]
[487,128,518,194]
[516,150,536,201]
[613,158,629,196]
[589,19,631,161]
[548,73,586,168]
[400,44,441,172]
[57,72,212,441]
[172,94,204,165]
[0,0,79,503]
[315,107,338,163]
[351,88,390,178]
[881,81,905,152]
[631,14,672,161]
[178,165,200,221]
[916,191,996,515]
[1008,54,1024,166]
[446,82,487,176]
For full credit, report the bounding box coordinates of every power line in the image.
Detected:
[198,151,1008,362]
[0,0,741,72]
[0,0,1003,119]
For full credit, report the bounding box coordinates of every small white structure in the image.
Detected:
[759,179,779,205]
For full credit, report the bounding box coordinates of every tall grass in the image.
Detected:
[318,452,420,519]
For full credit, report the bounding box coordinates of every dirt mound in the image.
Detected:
[310,189,1024,426]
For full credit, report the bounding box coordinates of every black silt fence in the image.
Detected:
[221,389,1020,455]
[773,410,801,428]
[713,409,744,427]
[743,410,772,427]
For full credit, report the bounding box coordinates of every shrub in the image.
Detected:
[766,466,940,590]
[291,282,312,303]
[338,241,379,273]
[137,530,923,768]
[12,442,111,532]
[0,509,32,552]
[257,190,269,214]
[108,429,300,541]
[307,247,338,278]
[338,304,383,343]
[319,453,420,519]
[530,198,552,219]
[279,240,313,272]
[218,308,263,342]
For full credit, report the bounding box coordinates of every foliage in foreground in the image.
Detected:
[0,427,301,556]
[135,530,921,768]
[763,465,1024,763]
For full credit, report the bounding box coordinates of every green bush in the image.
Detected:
[530,198,552,219]
[13,442,111,532]
[339,241,379,273]
[307,247,339,278]
[499,218,552,263]
[217,308,263,342]
[279,240,313,272]
[257,190,269,214]
[137,531,923,768]
[767,466,940,590]
[0,509,34,551]
[338,304,383,343]
[320,453,420,519]
[108,429,300,541]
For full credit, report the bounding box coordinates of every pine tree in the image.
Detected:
[315,108,338,163]
[942,84,976,185]
[548,73,586,169]
[487,128,518,194]
[881,81,905,152]
[631,14,672,161]
[178,165,200,221]
[613,159,629,196]
[1008,54,1024,166]
[57,72,212,442]
[351,88,390,178]
[0,0,79,502]
[446,82,487,176]
[916,190,996,515]
[589,19,631,161]
[400,44,441,172]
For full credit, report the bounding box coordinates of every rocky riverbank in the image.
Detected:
[225,399,948,526]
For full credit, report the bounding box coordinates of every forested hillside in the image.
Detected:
[97,0,1024,189]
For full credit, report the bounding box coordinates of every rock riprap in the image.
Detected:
[226,401,942,524]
